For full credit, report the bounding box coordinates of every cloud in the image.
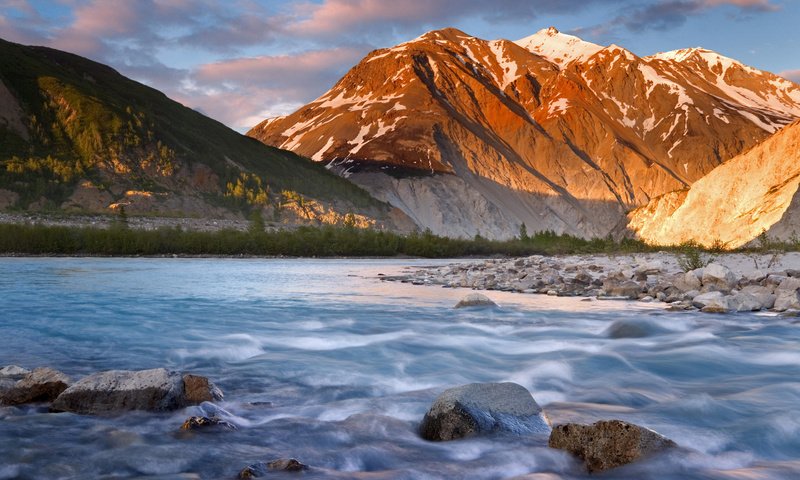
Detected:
[0,0,786,131]
[702,0,778,10]
[286,0,623,39]
[187,47,366,129]
[587,0,779,35]
[780,70,800,84]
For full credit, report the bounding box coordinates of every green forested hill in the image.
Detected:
[0,38,396,227]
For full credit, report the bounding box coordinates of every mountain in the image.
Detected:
[627,120,800,248]
[248,27,800,239]
[0,38,410,230]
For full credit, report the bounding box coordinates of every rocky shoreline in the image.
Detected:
[383,252,800,314]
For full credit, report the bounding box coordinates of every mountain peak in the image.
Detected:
[514,27,603,68]
[411,27,474,44]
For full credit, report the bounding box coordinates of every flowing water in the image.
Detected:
[0,258,798,479]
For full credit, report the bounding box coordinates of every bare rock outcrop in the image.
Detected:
[629,121,800,247]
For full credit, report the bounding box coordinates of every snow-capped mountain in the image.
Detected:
[248,27,800,239]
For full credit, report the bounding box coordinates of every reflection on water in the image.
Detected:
[0,258,798,479]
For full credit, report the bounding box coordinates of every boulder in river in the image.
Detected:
[604,319,670,339]
[1,367,71,405]
[419,382,550,441]
[454,293,497,309]
[548,419,677,473]
[239,458,308,478]
[50,368,221,414]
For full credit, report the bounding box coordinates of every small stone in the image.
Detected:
[454,293,497,309]
[0,365,30,379]
[180,416,236,431]
[548,420,677,473]
[239,459,308,478]
[268,459,308,472]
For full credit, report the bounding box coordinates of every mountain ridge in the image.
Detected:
[0,37,411,231]
[249,26,800,239]
[627,119,800,248]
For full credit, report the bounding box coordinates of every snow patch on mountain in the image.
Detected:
[514,27,602,68]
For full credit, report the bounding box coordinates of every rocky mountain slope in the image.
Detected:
[249,27,800,239]
[0,38,410,230]
[628,120,800,248]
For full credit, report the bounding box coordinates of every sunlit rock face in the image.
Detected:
[628,121,800,248]
[249,27,800,239]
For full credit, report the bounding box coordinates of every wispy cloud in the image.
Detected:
[0,0,785,130]
[780,70,800,84]
[592,0,780,35]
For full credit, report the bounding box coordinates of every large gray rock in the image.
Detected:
[773,289,800,312]
[1,367,71,405]
[777,277,800,291]
[701,263,737,291]
[682,270,703,291]
[692,291,731,312]
[454,293,497,308]
[549,420,677,473]
[50,368,220,414]
[740,285,776,310]
[729,292,765,312]
[419,382,550,441]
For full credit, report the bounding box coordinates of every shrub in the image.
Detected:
[676,240,713,272]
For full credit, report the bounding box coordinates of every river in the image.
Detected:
[0,258,798,479]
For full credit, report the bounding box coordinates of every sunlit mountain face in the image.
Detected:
[249,27,800,240]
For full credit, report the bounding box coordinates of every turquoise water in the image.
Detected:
[0,258,799,479]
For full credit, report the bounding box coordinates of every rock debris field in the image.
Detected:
[383,252,800,314]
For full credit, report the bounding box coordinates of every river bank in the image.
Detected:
[384,252,800,313]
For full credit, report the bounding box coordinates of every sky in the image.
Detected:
[1,0,798,132]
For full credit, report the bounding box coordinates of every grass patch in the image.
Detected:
[0,224,656,257]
